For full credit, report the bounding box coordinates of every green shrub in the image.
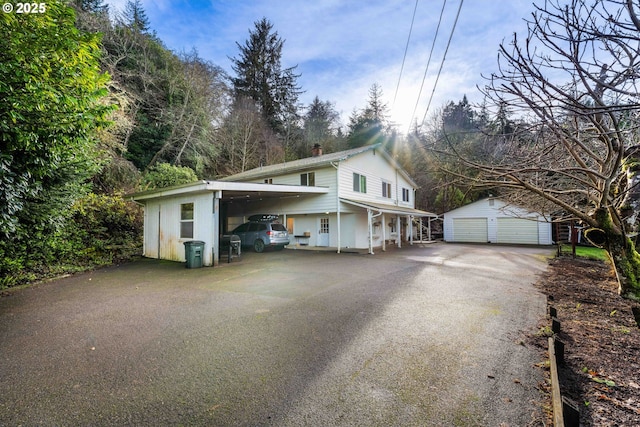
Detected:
[141,163,198,190]
[0,193,143,289]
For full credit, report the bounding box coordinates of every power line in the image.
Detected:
[408,0,447,128]
[421,0,464,126]
[392,0,419,108]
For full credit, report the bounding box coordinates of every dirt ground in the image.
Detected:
[531,255,640,426]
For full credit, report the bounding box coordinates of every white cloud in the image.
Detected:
[104,0,537,133]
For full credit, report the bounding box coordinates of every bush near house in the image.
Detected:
[0,193,142,290]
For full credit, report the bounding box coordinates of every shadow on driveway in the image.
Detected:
[0,244,552,426]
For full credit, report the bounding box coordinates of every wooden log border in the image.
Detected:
[547,306,579,427]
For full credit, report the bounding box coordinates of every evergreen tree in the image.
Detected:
[123,0,150,33]
[300,96,340,156]
[230,18,302,135]
[441,95,475,132]
[347,83,389,148]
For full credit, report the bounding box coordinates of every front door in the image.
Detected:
[318,217,330,246]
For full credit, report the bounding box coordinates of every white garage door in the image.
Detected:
[497,217,539,244]
[452,218,488,243]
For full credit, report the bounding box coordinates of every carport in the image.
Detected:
[130,181,328,266]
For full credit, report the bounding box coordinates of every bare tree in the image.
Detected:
[434,0,640,298]
[217,97,266,175]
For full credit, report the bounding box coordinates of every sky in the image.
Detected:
[104,0,537,133]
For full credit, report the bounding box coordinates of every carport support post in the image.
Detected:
[213,192,221,266]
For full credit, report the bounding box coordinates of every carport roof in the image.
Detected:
[129,180,328,202]
[340,198,438,217]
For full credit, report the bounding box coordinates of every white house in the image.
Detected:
[443,198,553,245]
[220,144,437,254]
[130,144,437,266]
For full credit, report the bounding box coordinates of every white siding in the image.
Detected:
[237,167,338,215]
[338,149,415,209]
[443,198,552,245]
[141,192,216,265]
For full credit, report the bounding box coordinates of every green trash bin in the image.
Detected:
[184,240,205,268]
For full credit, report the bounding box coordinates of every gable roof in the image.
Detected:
[220,143,417,186]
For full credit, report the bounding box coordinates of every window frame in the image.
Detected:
[353,173,367,193]
[180,202,195,239]
[382,180,392,198]
[300,172,315,186]
[402,188,410,202]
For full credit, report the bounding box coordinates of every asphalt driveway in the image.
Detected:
[0,243,553,426]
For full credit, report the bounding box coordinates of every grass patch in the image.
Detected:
[560,245,609,262]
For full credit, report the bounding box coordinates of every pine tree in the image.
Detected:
[123,0,150,33]
[347,83,389,148]
[230,18,302,135]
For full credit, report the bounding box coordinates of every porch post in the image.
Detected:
[409,215,414,245]
[381,213,386,252]
[396,216,402,248]
[368,208,374,254]
[419,217,423,242]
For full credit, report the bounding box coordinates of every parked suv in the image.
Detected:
[231,214,290,252]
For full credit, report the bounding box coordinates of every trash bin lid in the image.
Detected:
[184,240,205,246]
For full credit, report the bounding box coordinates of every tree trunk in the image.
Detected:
[606,233,640,300]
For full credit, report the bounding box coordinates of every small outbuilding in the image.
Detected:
[443,198,553,245]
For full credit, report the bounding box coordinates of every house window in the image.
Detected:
[353,173,367,193]
[180,203,194,238]
[264,178,273,184]
[402,188,410,202]
[382,181,392,198]
[300,172,315,186]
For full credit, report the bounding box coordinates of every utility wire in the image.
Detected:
[392,0,419,108]
[408,0,447,128]
[421,0,464,126]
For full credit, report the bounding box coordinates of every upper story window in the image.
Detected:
[264,178,273,184]
[353,173,367,193]
[300,172,315,186]
[382,181,392,198]
[180,202,194,238]
[402,188,410,202]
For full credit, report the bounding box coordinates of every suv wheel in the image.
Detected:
[254,239,265,253]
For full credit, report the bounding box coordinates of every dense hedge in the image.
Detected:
[0,193,143,289]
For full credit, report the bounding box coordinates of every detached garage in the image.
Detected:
[443,198,552,245]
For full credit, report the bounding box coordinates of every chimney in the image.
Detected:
[311,144,323,157]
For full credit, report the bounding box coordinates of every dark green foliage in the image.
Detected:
[123,0,150,33]
[141,163,198,190]
[0,2,112,237]
[0,2,111,235]
[230,18,302,135]
[0,193,143,289]
[298,96,342,157]
[347,83,389,148]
